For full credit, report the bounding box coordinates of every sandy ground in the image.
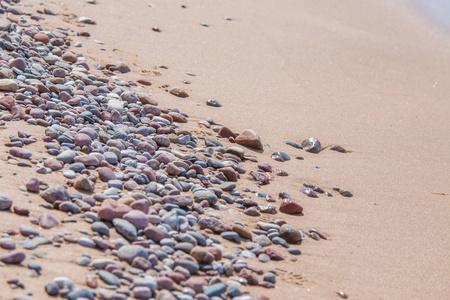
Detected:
[1,0,449,299]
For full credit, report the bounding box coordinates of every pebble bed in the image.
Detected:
[0,1,352,299]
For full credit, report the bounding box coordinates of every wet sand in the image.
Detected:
[1,0,449,299]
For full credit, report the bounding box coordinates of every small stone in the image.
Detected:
[330,145,347,153]
[288,247,302,255]
[44,159,63,171]
[232,224,252,239]
[0,238,15,250]
[162,195,193,207]
[235,129,263,150]
[244,207,260,216]
[117,245,147,264]
[133,286,152,299]
[194,191,218,206]
[39,213,59,229]
[41,185,70,204]
[170,87,189,98]
[198,217,228,233]
[34,33,50,44]
[74,133,92,147]
[279,198,303,214]
[221,231,241,243]
[97,167,116,182]
[0,193,13,210]
[0,96,15,110]
[0,79,18,92]
[113,218,137,241]
[206,99,222,107]
[98,270,120,286]
[203,282,227,297]
[123,210,149,230]
[74,177,95,192]
[9,147,32,159]
[98,199,132,221]
[264,248,285,260]
[301,137,322,153]
[143,225,170,242]
[0,250,25,264]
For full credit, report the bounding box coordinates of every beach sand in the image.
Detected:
[0,0,448,299]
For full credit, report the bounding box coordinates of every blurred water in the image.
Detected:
[415,0,450,30]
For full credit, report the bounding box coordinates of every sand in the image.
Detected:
[0,0,449,299]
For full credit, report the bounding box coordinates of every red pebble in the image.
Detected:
[279,198,303,214]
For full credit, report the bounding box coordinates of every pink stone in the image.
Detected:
[97,167,116,182]
[130,199,150,214]
[123,210,149,230]
[98,199,132,221]
[279,198,303,214]
[34,33,50,44]
[74,133,92,147]
[235,129,263,150]
[26,178,40,193]
[218,167,237,182]
[44,159,63,171]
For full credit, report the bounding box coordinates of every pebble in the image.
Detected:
[279,198,303,214]
[206,99,222,107]
[0,193,13,210]
[113,218,138,241]
[117,245,147,264]
[0,17,338,299]
[0,250,25,264]
[279,224,302,243]
[301,137,322,153]
[288,247,302,255]
[0,238,16,250]
[235,129,263,150]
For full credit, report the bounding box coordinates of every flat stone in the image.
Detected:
[98,270,120,286]
[97,167,116,182]
[9,147,32,159]
[279,224,302,243]
[170,87,189,98]
[204,282,227,297]
[113,218,137,241]
[143,225,170,242]
[0,251,25,264]
[0,79,18,92]
[194,190,218,206]
[279,198,303,214]
[198,217,228,233]
[162,195,193,207]
[232,224,252,239]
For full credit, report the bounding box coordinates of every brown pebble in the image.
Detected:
[86,275,98,289]
[330,145,347,153]
[13,206,29,216]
